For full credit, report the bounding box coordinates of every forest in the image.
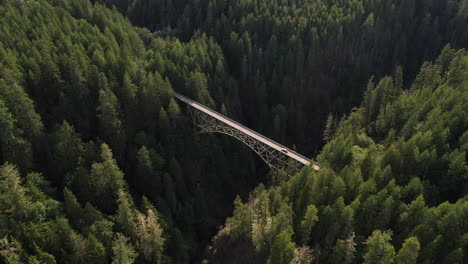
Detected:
[0,0,466,263]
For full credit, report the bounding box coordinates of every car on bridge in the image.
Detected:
[281,148,288,154]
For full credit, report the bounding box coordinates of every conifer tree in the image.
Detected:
[67,231,89,264]
[63,188,83,227]
[0,163,30,220]
[135,146,158,194]
[136,209,165,263]
[395,236,420,264]
[97,88,125,157]
[87,234,106,264]
[363,230,396,264]
[269,227,295,264]
[89,144,125,212]
[111,233,137,264]
[158,108,170,136]
[290,246,314,264]
[299,204,319,245]
[323,113,336,143]
[0,236,21,263]
[0,100,32,170]
[49,121,84,183]
[115,189,137,238]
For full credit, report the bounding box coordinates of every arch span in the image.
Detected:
[174,93,320,177]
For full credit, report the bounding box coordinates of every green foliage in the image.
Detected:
[97,88,126,158]
[48,122,84,183]
[115,189,137,238]
[121,0,468,156]
[1,0,468,263]
[269,227,296,264]
[0,236,22,264]
[395,237,420,264]
[63,188,84,227]
[89,144,125,212]
[111,233,137,264]
[290,246,314,264]
[0,163,30,220]
[216,47,468,263]
[363,230,396,264]
[331,232,356,264]
[226,196,252,239]
[136,209,165,263]
[87,234,107,264]
[0,98,34,170]
[323,113,338,143]
[298,205,318,245]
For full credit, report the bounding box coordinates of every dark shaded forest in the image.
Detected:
[0,0,467,263]
[117,0,468,154]
[211,46,468,263]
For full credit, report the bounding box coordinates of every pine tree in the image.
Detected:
[377,77,399,109]
[136,209,165,262]
[0,99,32,170]
[344,232,357,264]
[96,88,125,157]
[89,144,126,212]
[30,243,56,264]
[63,188,83,227]
[299,204,319,245]
[167,98,182,125]
[269,227,295,264]
[89,219,115,254]
[158,74,173,106]
[332,232,357,264]
[67,231,89,264]
[394,66,404,91]
[87,234,106,264]
[362,77,376,123]
[0,99,16,148]
[111,233,137,264]
[49,121,84,183]
[226,196,253,239]
[120,72,137,108]
[323,113,336,143]
[0,80,43,139]
[395,236,420,264]
[120,72,138,135]
[0,236,21,263]
[0,163,30,220]
[115,189,137,238]
[158,108,170,137]
[135,146,158,194]
[290,246,314,264]
[363,230,395,264]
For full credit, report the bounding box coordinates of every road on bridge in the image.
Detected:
[174,93,320,171]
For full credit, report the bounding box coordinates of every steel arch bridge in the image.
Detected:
[174,93,320,177]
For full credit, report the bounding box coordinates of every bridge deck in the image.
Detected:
[174,93,320,171]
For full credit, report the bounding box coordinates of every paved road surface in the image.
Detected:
[174,93,320,171]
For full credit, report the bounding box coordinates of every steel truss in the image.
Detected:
[186,107,305,178]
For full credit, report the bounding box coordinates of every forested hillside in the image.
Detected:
[0,0,261,262]
[115,0,468,154]
[209,46,468,264]
[0,0,467,263]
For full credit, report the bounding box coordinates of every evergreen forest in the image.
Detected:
[0,0,467,263]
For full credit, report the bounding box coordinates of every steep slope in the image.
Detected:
[209,46,468,264]
[1,0,468,263]
[116,0,468,154]
[0,0,261,262]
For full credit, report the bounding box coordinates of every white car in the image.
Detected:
[281,148,288,154]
